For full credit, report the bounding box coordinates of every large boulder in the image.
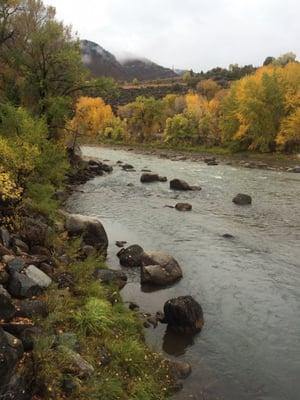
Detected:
[117,245,144,267]
[25,265,52,289]
[141,252,183,286]
[65,213,108,257]
[0,285,16,321]
[94,268,127,290]
[163,296,204,333]
[8,272,43,298]
[232,193,252,205]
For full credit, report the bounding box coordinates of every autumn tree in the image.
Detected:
[118,96,165,142]
[67,97,114,147]
[197,79,221,100]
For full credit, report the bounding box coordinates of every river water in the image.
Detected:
[67,146,300,400]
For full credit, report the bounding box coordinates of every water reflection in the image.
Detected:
[163,326,198,356]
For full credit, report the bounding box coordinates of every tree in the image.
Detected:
[263,56,275,66]
[196,79,221,100]
[118,96,164,142]
[67,97,114,148]
[164,114,198,145]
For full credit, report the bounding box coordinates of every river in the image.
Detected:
[67,145,300,400]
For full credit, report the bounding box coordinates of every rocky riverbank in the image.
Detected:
[0,151,199,400]
[95,142,300,173]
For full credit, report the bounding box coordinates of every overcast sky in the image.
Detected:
[46,0,299,71]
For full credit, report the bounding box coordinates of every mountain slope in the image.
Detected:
[81,40,177,81]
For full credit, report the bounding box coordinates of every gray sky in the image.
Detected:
[46,0,299,72]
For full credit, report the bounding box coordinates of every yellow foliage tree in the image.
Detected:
[197,79,221,100]
[68,97,114,146]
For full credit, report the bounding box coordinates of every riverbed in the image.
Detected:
[67,146,300,400]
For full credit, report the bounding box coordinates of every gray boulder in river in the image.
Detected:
[141,252,183,286]
[64,213,108,257]
[163,295,204,333]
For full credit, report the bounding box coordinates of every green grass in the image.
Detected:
[32,242,174,400]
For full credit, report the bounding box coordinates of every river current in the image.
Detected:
[67,146,300,400]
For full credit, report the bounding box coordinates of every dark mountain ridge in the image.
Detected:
[81,40,177,81]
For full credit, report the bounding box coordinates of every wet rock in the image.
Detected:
[94,268,127,290]
[168,360,192,380]
[7,258,26,275]
[64,213,108,257]
[141,173,160,183]
[207,160,219,166]
[0,227,10,248]
[122,163,134,171]
[117,244,144,267]
[140,173,168,183]
[0,285,16,321]
[141,252,183,286]
[0,327,19,391]
[115,241,127,248]
[15,300,48,319]
[1,322,35,337]
[223,233,235,239]
[233,193,252,205]
[170,179,192,191]
[175,203,192,212]
[163,296,204,333]
[25,265,52,289]
[129,302,140,311]
[8,272,43,298]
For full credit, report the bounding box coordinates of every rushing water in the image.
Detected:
[67,146,300,400]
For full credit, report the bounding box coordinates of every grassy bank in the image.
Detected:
[32,240,174,400]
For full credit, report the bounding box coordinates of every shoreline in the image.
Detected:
[90,142,300,172]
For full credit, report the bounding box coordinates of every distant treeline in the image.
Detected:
[70,59,300,154]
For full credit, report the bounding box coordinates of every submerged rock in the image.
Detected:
[117,245,144,267]
[232,193,252,205]
[163,296,204,333]
[141,252,183,286]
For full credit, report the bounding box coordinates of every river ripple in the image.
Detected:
[67,146,300,400]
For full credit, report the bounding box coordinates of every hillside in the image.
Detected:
[81,40,177,81]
